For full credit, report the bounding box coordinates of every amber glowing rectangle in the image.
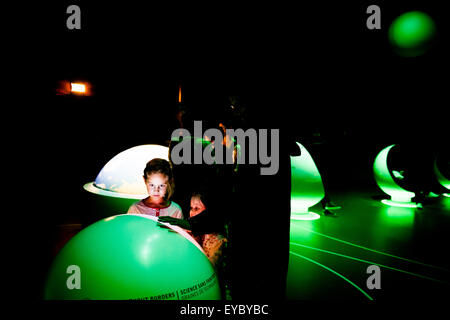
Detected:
[71,83,86,93]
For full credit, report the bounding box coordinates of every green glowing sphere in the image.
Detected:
[389,11,436,57]
[45,214,221,300]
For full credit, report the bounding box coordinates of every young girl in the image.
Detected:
[127,158,183,218]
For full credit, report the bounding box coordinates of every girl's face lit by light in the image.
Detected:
[189,196,206,218]
[144,173,168,203]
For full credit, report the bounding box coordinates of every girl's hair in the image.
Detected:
[191,187,213,210]
[143,158,175,200]
[191,192,207,209]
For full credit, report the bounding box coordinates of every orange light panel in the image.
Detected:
[71,83,86,93]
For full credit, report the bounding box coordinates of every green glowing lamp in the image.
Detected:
[373,144,418,208]
[388,11,436,57]
[83,145,169,219]
[45,214,221,300]
[290,142,323,220]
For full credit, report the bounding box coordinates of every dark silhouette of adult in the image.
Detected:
[165,83,295,300]
[200,93,295,300]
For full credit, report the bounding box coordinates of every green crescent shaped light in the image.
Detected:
[434,159,450,191]
[290,142,324,220]
[373,144,418,207]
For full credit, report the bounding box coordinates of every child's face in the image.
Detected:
[144,173,168,202]
[189,196,206,218]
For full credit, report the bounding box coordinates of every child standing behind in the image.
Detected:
[127,158,182,218]
[188,192,227,269]
[159,190,227,269]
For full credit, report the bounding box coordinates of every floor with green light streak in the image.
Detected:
[49,183,450,301]
[287,185,450,301]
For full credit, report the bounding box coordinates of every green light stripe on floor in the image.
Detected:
[289,250,374,301]
[290,242,449,285]
[291,224,450,273]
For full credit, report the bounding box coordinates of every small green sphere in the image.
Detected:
[388,11,436,57]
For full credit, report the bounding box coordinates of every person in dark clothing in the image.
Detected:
[163,90,294,300]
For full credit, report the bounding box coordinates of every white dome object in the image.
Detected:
[84,144,169,199]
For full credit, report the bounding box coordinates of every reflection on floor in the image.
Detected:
[48,185,450,301]
[287,186,450,301]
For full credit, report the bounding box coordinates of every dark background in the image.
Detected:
[13,0,449,303]
[37,0,448,189]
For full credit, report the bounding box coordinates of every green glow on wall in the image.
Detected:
[373,144,418,207]
[289,251,373,300]
[290,142,324,220]
[388,11,436,57]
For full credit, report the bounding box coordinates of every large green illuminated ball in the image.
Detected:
[45,214,221,300]
[389,11,436,57]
